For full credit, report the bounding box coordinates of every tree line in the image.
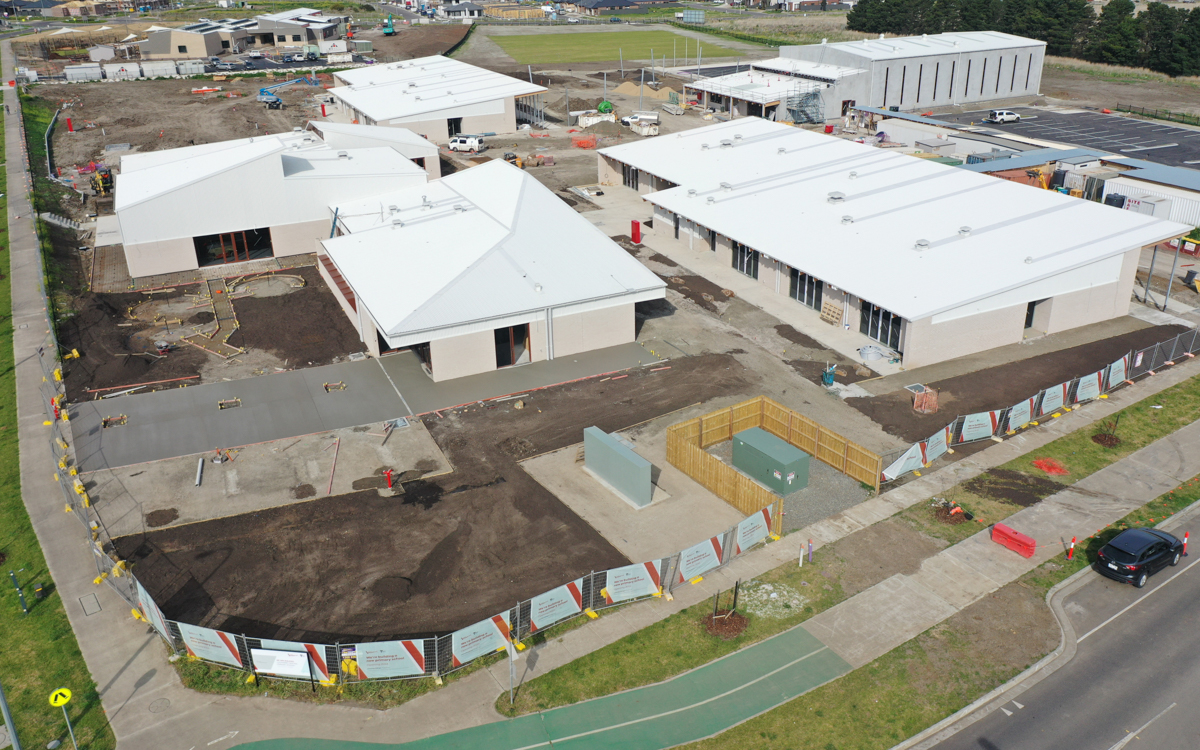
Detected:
[845,0,1200,77]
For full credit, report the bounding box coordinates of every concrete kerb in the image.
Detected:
[890,494,1200,750]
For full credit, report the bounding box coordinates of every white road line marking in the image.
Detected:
[1001,707,1013,717]
[1106,703,1176,750]
[206,732,239,746]
[1012,700,1024,709]
[509,647,832,750]
[1078,557,1200,643]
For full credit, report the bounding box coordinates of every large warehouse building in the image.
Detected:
[327,56,547,140]
[688,31,1045,122]
[598,119,1188,368]
[318,160,665,380]
[115,125,429,277]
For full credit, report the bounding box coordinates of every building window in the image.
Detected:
[221,40,230,49]
[292,34,302,42]
[916,64,922,104]
[933,62,939,101]
[732,241,758,279]
[193,228,274,267]
[495,324,529,368]
[899,66,906,105]
[1026,54,1033,89]
[882,68,889,107]
[178,45,187,53]
[980,59,987,95]
[996,56,1002,93]
[277,34,287,42]
[621,163,638,190]
[859,300,902,351]
[789,269,823,309]
[1011,54,1017,91]
[964,60,971,98]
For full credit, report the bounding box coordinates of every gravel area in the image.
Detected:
[706,441,871,533]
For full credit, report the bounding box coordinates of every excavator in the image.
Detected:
[383,14,397,36]
[90,165,113,196]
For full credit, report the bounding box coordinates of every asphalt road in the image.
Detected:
[932,552,1200,750]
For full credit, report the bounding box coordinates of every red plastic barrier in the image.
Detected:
[631,220,641,244]
[992,523,1036,558]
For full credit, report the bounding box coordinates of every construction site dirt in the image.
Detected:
[58,266,362,402]
[112,352,756,642]
[354,24,471,60]
[849,324,1189,444]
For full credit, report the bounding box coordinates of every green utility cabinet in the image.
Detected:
[732,427,810,495]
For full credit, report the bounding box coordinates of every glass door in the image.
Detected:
[789,269,823,309]
[859,300,902,350]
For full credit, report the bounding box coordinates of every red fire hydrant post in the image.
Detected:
[66,117,73,133]
[1067,536,1076,560]
[385,469,393,489]
[631,220,641,244]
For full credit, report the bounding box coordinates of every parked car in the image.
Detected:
[567,16,579,23]
[1095,528,1183,588]
[621,111,659,126]
[214,61,237,71]
[247,50,263,58]
[609,16,622,22]
[985,110,1021,124]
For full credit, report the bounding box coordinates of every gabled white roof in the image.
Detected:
[750,57,863,81]
[601,119,1188,322]
[329,55,546,122]
[804,31,1044,63]
[307,121,439,158]
[323,160,664,339]
[686,70,825,105]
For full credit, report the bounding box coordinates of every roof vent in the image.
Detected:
[827,191,845,204]
[1025,256,1034,264]
[777,147,786,155]
[687,188,697,198]
[734,134,743,141]
[821,38,827,44]
[454,204,464,213]
[958,226,971,237]
[391,218,404,228]
[719,139,734,148]
[534,283,543,293]
[388,204,398,213]
[292,126,302,132]
[914,239,931,251]
[720,182,733,192]
[701,143,710,150]
[337,150,349,159]
[706,196,716,205]
[841,215,853,225]
[848,171,858,179]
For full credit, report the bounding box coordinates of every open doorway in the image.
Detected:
[193,228,274,267]
[495,324,529,368]
[447,117,463,137]
[1025,298,1051,335]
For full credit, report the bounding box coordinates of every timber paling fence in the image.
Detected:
[667,395,884,515]
[879,328,1200,482]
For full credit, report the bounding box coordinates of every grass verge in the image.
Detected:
[0,108,116,749]
[682,475,1200,750]
[489,29,742,65]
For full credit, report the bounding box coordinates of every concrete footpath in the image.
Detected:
[6,43,1200,750]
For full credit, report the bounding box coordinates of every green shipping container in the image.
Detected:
[732,427,810,495]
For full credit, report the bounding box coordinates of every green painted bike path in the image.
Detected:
[232,625,850,750]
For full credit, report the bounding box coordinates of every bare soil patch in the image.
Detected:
[357,25,470,60]
[826,520,947,597]
[1042,63,1200,114]
[145,508,179,528]
[1091,432,1122,448]
[114,353,756,640]
[849,325,1187,443]
[933,506,968,525]
[779,322,873,387]
[964,469,1064,508]
[703,610,749,639]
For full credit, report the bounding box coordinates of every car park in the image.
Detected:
[985,110,1021,124]
[214,61,237,71]
[1095,528,1183,588]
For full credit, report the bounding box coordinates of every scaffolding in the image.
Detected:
[783,89,824,125]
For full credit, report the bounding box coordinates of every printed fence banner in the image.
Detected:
[882,442,924,481]
[959,410,1002,442]
[678,535,724,583]
[257,640,332,682]
[529,579,584,633]
[1039,382,1069,416]
[1106,355,1128,390]
[1133,350,1145,369]
[1075,370,1105,402]
[352,640,426,679]
[603,560,663,604]
[925,426,950,463]
[735,506,774,555]
[1008,398,1035,431]
[251,649,312,679]
[177,623,243,668]
[134,579,170,642]
[451,613,510,668]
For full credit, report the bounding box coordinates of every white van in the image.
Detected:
[448,134,486,153]
[986,110,1021,124]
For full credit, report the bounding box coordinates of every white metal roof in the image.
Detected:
[600,118,1188,321]
[323,160,664,340]
[685,70,825,105]
[798,31,1044,63]
[306,121,439,159]
[750,57,864,81]
[328,55,546,122]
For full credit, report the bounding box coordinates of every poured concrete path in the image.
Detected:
[70,343,657,472]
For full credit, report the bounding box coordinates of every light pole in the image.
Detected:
[0,679,23,750]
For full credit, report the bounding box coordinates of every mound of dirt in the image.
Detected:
[584,120,625,136]
[964,469,1065,507]
[704,610,749,639]
[1091,433,1121,448]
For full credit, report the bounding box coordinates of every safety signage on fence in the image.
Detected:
[1039,381,1068,415]
[959,410,1002,442]
[353,640,426,679]
[1008,397,1035,431]
[135,579,171,642]
[678,536,723,583]
[883,442,925,481]
[925,426,950,463]
[251,649,312,679]
[1075,369,1104,402]
[529,579,584,633]
[451,613,510,667]
[735,506,773,555]
[1107,355,1128,390]
[178,623,243,668]
[256,640,332,682]
[603,560,663,604]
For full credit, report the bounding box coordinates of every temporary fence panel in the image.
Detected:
[177,623,244,668]
[600,560,666,604]
[526,578,585,635]
[344,640,428,681]
[1039,382,1069,415]
[675,536,724,585]
[925,426,950,463]
[449,613,511,670]
[959,410,1003,442]
[135,578,171,641]
[1075,369,1105,402]
[734,504,775,555]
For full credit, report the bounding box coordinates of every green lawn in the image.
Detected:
[490,29,743,64]
[0,109,115,749]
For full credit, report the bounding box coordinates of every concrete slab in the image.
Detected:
[802,574,957,668]
[908,553,1003,610]
[89,421,452,539]
[94,213,123,247]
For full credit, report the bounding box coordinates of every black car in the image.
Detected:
[1095,528,1183,588]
